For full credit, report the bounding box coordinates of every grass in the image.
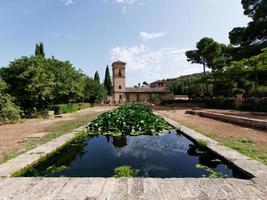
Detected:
[183,124,267,166]
[0,111,103,164]
[196,139,208,150]
[113,165,140,178]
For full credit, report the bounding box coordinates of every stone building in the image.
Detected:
[112,61,172,104]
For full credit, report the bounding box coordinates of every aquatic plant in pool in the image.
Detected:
[88,104,172,135]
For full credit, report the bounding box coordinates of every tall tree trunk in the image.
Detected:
[203,63,208,94]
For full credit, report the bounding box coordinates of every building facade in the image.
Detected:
[112,61,172,104]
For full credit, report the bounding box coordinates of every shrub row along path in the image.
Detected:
[157,107,267,165]
[0,106,113,161]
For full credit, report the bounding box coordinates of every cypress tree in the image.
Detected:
[94,71,100,84]
[39,42,45,57]
[35,43,40,56]
[104,65,112,95]
[35,42,45,57]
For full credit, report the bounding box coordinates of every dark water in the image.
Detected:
[19,131,249,178]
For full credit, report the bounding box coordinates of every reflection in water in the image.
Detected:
[112,134,127,148]
[18,131,249,179]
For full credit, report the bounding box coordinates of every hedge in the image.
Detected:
[205,98,235,109]
[53,103,91,115]
[161,97,267,112]
[241,98,267,112]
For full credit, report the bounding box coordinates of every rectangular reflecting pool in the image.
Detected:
[15,131,250,178]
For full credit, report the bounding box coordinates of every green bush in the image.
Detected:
[205,98,235,109]
[240,98,257,111]
[161,99,205,105]
[0,94,21,124]
[256,98,267,112]
[240,98,267,112]
[54,103,90,115]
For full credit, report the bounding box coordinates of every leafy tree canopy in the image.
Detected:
[229,0,267,58]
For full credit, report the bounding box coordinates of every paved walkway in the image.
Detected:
[0,106,113,156]
[0,177,266,200]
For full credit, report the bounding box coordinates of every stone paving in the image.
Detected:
[0,115,266,199]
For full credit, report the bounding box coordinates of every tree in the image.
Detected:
[185,37,222,94]
[1,56,54,115]
[35,42,45,57]
[229,0,267,59]
[143,81,149,86]
[84,77,107,104]
[44,58,85,104]
[103,65,112,95]
[0,79,21,123]
[94,70,100,84]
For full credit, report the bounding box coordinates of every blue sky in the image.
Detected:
[0,0,250,86]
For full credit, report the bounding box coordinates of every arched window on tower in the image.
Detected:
[119,85,122,89]
[118,69,122,77]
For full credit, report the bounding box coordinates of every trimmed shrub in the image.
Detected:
[54,103,90,115]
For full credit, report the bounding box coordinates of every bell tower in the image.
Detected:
[112,61,126,104]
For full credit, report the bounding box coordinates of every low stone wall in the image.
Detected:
[186,110,267,131]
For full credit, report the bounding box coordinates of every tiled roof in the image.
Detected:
[125,87,171,93]
[112,60,126,65]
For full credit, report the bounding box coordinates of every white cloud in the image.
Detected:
[52,33,77,41]
[103,0,143,13]
[112,0,138,5]
[60,0,75,6]
[139,32,166,41]
[110,44,202,83]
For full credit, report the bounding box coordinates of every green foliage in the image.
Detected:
[229,0,266,58]
[94,70,100,84]
[241,98,267,112]
[206,98,235,109]
[113,166,140,178]
[1,56,55,116]
[103,65,112,95]
[35,42,45,57]
[196,140,208,150]
[44,58,85,104]
[151,94,161,103]
[88,104,171,135]
[0,54,95,116]
[196,164,228,178]
[0,79,21,124]
[233,88,246,95]
[186,38,222,93]
[54,103,90,115]
[166,73,208,97]
[84,77,107,104]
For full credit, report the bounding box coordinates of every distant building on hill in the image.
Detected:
[112,61,172,104]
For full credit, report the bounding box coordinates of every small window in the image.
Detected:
[118,69,122,77]
[119,86,122,89]
[119,95,122,100]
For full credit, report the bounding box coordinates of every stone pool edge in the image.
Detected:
[1,114,267,180]
[156,112,267,181]
[0,125,87,178]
